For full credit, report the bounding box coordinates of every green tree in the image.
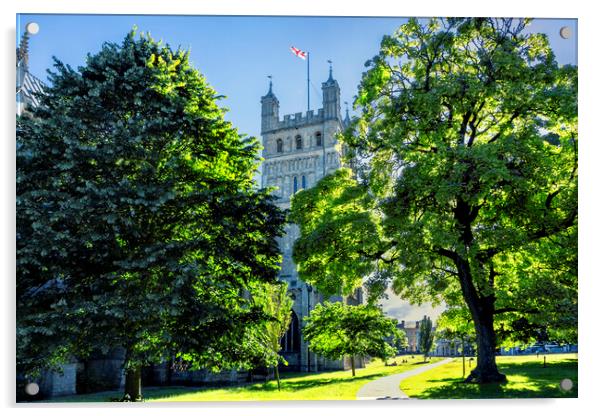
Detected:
[252,282,293,391]
[291,18,577,383]
[289,168,394,305]
[303,302,404,376]
[437,307,476,377]
[418,316,435,362]
[17,30,285,400]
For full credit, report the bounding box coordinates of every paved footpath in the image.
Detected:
[356,358,453,400]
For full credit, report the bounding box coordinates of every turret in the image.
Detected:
[16,24,45,115]
[343,101,351,128]
[16,32,30,93]
[321,62,341,121]
[261,77,279,134]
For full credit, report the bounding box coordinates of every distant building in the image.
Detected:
[397,319,423,353]
[397,315,467,357]
[434,338,464,357]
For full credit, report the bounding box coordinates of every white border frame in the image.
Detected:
[3,1,598,415]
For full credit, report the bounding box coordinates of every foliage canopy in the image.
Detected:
[291,18,577,383]
[17,30,285,397]
[303,302,405,376]
[250,282,294,390]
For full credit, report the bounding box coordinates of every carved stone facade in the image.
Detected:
[260,70,363,372]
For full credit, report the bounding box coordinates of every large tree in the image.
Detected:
[290,18,577,383]
[17,30,285,400]
[303,302,404,377]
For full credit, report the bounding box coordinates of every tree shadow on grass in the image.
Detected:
[414,360,577,399]
[147,371,384,400]
[245,373,378,392]
[497,358,577,376]
[142,373,385,401]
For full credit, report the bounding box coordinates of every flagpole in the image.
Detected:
[307,51,310,112]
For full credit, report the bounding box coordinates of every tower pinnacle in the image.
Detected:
[264,75,276,98]
[261,75,279,133]
[17,32,30,69]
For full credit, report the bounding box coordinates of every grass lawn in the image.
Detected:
[44,355,440,402]
[399,353,578,399]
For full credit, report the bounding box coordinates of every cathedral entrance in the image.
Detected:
[280,311,301,371]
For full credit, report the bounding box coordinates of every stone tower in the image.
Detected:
[260,68,362,372]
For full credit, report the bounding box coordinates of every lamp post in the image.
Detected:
[307,283,313,372]
[461,336,466,378]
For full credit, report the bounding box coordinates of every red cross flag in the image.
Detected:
[290,46,307,60]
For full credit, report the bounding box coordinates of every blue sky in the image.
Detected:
[16,14,578,323]
[18,15,577,143]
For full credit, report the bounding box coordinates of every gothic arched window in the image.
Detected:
[315,132,322,147]
[280,311,301,352]
[293,176,298,193]
[276,138,283,153]
[295,135,303,150]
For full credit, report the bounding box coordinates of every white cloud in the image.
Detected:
[379,287,446,323]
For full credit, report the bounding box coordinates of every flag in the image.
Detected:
[290,46,307,60]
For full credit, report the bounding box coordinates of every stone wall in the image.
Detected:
[36,364,77,398]
[169,368,247,386]
[76,348,125,394]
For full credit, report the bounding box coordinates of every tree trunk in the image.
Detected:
[350,355,356,377]
[274,365,281,391]
[466,306,506,383]
[123,365,143,401]
[455,257,506,384]
[166,358,173,385]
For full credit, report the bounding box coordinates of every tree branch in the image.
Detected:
[545,189,562,209]
[458,112,471,145]
[487,110,521,144]
[476,247,500,262]
[435,247,459,262]
[493,307,540,315]
[357,241,398,264]
[529,208,577,242]
[467,101,486,147]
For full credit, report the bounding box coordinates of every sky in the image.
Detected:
[16,14,578,323]
[18,15,577,141]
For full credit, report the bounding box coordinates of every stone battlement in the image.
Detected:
[263,108,330,133]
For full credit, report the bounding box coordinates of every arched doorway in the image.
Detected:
[280,310,301,353]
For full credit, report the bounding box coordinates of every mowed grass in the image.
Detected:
[45,355,439,402]
[399,353,578,399]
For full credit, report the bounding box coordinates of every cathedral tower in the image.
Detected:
[260,69,363,373]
